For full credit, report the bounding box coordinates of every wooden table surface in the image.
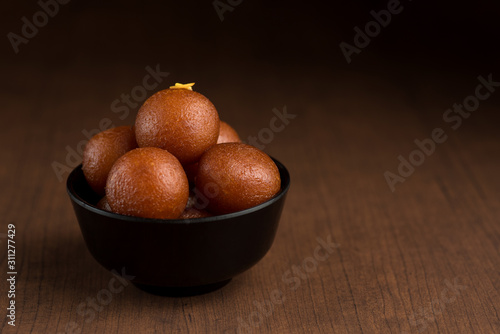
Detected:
[1,1,499,333]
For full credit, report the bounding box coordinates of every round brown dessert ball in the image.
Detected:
[179,207,212,219]
[96,196,112,212]
[196,143,281,214]
[183,120,240,184]
[135,88,220,165]
[82,126,137,196]
[179,191,212,219]
[106,147,189,219]
[217,121,241,144]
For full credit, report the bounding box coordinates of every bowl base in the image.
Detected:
[132,279,232,297]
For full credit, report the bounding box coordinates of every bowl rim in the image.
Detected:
[67,157,291,224]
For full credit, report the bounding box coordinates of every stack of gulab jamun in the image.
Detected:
[82,83,281,219]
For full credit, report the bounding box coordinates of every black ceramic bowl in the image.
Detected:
[67,158,290,296]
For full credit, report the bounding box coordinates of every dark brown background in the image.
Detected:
[1,0,499,333]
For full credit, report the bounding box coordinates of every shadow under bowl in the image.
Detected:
[66,158,290,296]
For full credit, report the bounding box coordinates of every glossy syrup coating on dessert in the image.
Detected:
[217,121,241,144]
[196,143,281,214]
[82,126,138,196]
[134,88,220,165]
[106,147,189,219]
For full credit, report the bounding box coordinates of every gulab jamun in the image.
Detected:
[96,196,112,212]
[217,121,241,144]
[134,88,220,165]
[179,207,212,219]
[183,121,240,184]
[82,126,137,196]
[196,143,281,214]
[106,147,189,219]
[179,191,212,219]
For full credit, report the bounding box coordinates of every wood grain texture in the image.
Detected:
[1,1,500,333]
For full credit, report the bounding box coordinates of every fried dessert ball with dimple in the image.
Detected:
[106,147,189,219]
[196,143,281,214]
[135,88,220,165]
[217,121,241,144]
[82,126,138,196]
[96,196,112,212]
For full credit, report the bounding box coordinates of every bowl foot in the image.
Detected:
[132,279,232,297]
